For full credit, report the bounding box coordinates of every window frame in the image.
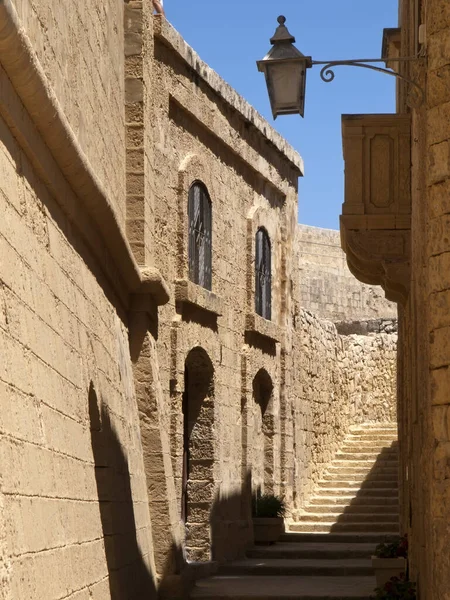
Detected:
[188,181,212,291]
[255,227,272,320]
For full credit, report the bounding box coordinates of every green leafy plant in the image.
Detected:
[252,493,286,518]
[374,534,408,559]
[373,573,416,599]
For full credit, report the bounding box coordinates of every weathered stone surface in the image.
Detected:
[395,2,450,598]
[428,141,450,184]
[297,226,397,322]
[0,4,398,600]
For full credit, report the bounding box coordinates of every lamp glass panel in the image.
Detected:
[267,62,303,110]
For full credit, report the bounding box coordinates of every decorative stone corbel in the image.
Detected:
[340,227,410,304]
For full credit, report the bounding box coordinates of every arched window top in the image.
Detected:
[255,227,271,320]
[188,182,212,291]
[189,180,210,201]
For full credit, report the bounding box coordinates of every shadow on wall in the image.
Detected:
[89,383,184,600]
[88,380,260,598]
[89,382,159,599]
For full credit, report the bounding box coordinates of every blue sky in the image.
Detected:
[165,1,397,230]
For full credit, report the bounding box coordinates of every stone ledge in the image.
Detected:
[131,268,171,311]
[245,313,282,343]
[175,279,224,316]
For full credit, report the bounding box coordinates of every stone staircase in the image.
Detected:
[289,422,399,536]
[190,423,399,600]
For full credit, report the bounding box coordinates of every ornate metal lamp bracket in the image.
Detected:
[311,57,425,108]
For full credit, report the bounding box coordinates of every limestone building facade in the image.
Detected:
[339,0,450,597]
[0,2,396,599]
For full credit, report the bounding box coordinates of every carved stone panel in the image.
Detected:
[340,114,411,305]
[342,114,411,216]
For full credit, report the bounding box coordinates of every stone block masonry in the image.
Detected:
[6,0,127,228]
[0,108,154,599]
[287,309,397,512]
[297,225,397,323]
[0,5,398,600]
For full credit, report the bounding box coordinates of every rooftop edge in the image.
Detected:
[154,18,305,176]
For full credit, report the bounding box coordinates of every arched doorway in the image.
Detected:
[182,347,215,561]
[251,369,275,495]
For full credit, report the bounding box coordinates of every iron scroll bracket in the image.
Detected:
[311,57,425,107]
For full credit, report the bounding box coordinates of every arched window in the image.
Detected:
[255,227,271,320]
[188,182,212,290]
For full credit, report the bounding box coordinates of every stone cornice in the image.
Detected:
[153,18,304,176]
[0,0,169,308]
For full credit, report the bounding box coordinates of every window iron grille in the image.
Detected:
[188,182,212,291]
[255,227,271,320]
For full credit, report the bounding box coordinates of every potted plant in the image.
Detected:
[373,573,416,599]
[372,534,408,588]
[252,493,286,544]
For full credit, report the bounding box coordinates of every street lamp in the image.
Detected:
[256,16,312,119]
[257,16,424,119]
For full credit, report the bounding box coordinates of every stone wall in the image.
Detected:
[297,225,397,322]
[0,111,154,598]
[422,3,450,597]
[334,1,450,597]
[287,310,397,513]
[397,1,450,598]
[147,17,301,564]
[8,0,126,227]
[0,6,399,599]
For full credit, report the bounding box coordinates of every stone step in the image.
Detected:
[348,438,397,445]
[343,439,398,448]
[332,459,398,468]
[349,433,397,441]
[302,503,398,514]
[191,575,377,599]
[318,479,398,489]
[218,557,373,577]
[349,423,397,431]
[281,532,398,544]
[339,448,398,457]
[290,521,399,533]
[295,512,398,524]
[247,542,377,560]
[336,451,397,461]
[326,466,398,476]
[316,486,398,497]
[322,471,398,482]
[309,495,399,506]
[338,449,397,458]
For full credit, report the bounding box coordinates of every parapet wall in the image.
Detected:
[296,225,398,322]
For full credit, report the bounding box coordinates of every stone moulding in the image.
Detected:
[382,28,402,70]
[245,313,282,343]
[340,114,411,305]
[0,0,169,309]
[174,279,224,316]
[153,17,304,176]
